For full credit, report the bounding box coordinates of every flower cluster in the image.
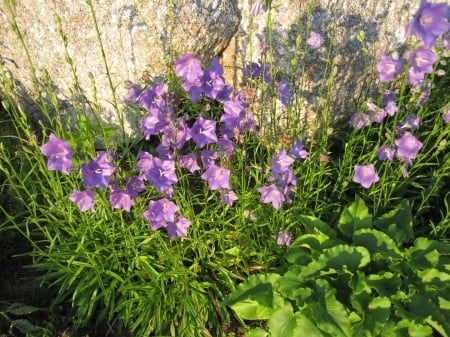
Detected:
[376,0,449,88]
[258,140,309,210]
[41,53,268,239]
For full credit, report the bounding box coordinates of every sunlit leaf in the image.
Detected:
[222,273,284,320]
[353,228,403,260]
[374,200,413,245]
[298,215,337,238]
[338,196,372,238]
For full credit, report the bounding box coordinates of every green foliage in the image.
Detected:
[224,198,450,336]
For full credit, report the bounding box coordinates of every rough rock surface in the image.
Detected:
[0,0,241,136]
[222,0,421,129]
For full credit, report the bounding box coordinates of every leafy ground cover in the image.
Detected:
[0,0,449,336]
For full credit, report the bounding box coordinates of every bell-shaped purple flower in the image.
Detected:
[126,175,145,198]
[271,149,295,176]
[145,157,178,192]
[166,215,192,240]
[143,197,179,223]
[175,53,204,83]
[395,132,423,163]
[82,151,115,189]
[376,54,403,83]
[69,189,95,212]
[220,189,238,206]
[179,153,201,173]
[352,164,380,189]
[350,111,370,129]
[201,164,231,190]
[307,31,324,50]
[290,139,309,159]
[109,188,134,212]
[258,184,285,210]
[275,229,292,246]
[377,145,395,161]
[40,133,73,175]
[191,116,218,148]
[405,0,450,47]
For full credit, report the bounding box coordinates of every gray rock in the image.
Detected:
[221,0,421,130]
[0,0,241,137]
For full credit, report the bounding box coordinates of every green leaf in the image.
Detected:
[278,267,313,303]
[222,273,284,320]
[286,232,332,265]
[353,228,403,260]
[366,272,401,297]
[299,244,370,279]
[338,197,372,238]
[268,304,301,337]
[298,215,337,238]
[374,200,413,245]
[6,303,42,315]
[306,279,353,337]
[246,327,269,337]
[11,319,42,333]
[417,268,450,283]
[407,237,450,269]
[367,296,391,323]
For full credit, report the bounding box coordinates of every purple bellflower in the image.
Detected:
[405,0,450,47]
[136,151,154,178]
[276,80,294,107]
[352,164,380,189]
[275,229,292,246]
[377,145,396,161]
[398,113,421,131]
[443,110,450,124]
[376,54,403,83]
[382,90,399,116]
[395,132,423,163]
[201,164,231,190]
[175,53,204,83]
[191,116,218,148]
[82,151,115,189]
[200,149,218,169]
[250,0,268,16]
[124,80,142,103]
[69,189,95,212]
[40,133,73,175]
[109,188,134,212]
[350,111,370,129]
[166,215,192,240]
[179,153,201,173]
[220,189,238,206]
[290,138,309,159]
[126,175,145,198]
[143,198,179,228]
[307,31,324,49]
[271,149,295,176]
[258,184,286,210]
[145,157,178,192]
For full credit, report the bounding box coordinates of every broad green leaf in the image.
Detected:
[407,237,450,269]
[395,319,433,337]
[11,319,42,333]
[338,196,372,238]
[286,232,332,265]
[373,200,413,245]
[404,293,450,336]
[295,314,325,337]
[6,303,42,315]
[366,272,401,297]
[417,268,450,283]
[306,279,353,337]
[368,296,391,323]
[246,327,269,337]
[353,228,403,260]
[222,273,284,320]
[268,304,301,337]
[299,244,370,279]
[298,215,337,238]
[278,267,313,303]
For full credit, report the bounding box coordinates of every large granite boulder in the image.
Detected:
[221,0,421,128]
[0,0,241,136]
